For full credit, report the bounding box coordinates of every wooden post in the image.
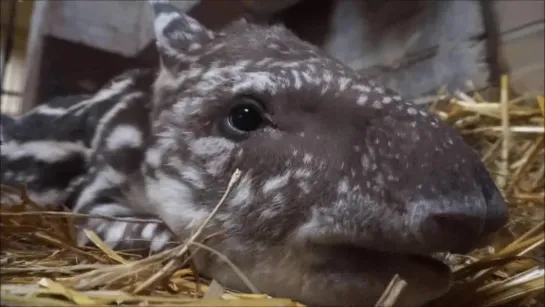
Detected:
[21,0,49,113]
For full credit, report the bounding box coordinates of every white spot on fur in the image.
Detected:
[72,78,134,116]
[262,171,291,195]
[106,124,143,150]
[171,97,200,117]
[294,168,312,179]
[29,105,67,116]
[297,181,312,194]
[187,17,204,32]
[357,95,368,106]
[91,93,142,150]
[145,146,164,169]
[260,193,285,219]
[230,174,254,207]
[337,179,349,194]
[361,155,370,169]
[73,167,127,212]
[88,202,133,217]
[189,137,235,175]
[372,100,383,109]
[257,58,273,66]
[188,67,204,78]
[190,137,235,156]
[291,70,302,89]
[293,208,322,246]
[142,223,158,240]
[232,72,276,94]
[181,165,205,189]
[1,140,87,163]
[26,189,65,207]
[151,230,172,252]
[146,172,209,233]
[353,84,371,93]
[104,222,128,246]
[374,173,385,186]
[303,154,313,164]
[3,171,14,179]
[338,77,351,91]
[301,71,316,85]
[322,71,333,84]
[154,12,184,54]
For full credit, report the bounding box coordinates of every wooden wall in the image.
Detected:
[495,0,544,96]
[11,0,545,114]
[0,0,34,115]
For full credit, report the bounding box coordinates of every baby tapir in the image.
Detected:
[0,1,508,306]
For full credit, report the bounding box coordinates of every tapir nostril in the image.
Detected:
[475,162,510,235]
[422,212,484,254]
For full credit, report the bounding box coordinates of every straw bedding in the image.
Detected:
[1,75,543,307]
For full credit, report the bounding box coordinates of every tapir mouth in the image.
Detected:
[306,240,453,269]
[301,231,460,270]
[412,252,452,269]
[301,242,454,305]
[367,247,452,270]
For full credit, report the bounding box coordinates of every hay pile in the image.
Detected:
[1,76,544,307]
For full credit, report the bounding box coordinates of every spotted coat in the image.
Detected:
[0,1,508,306]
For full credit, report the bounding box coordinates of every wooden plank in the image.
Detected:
[0,0,34,30]
[44,0,143,57]
[500,28,544,95]
[493,0,544,34]
[0,27,29,49]
[492,0,544,95]
[36,36,144,103]
[41,0,201,57]
[20,0,49,113]
[1,39,28,115]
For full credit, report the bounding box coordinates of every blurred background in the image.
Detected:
[1,0,544,115]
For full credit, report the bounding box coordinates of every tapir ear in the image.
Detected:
[148,0,214,70]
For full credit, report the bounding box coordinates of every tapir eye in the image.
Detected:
[219,96,268,141]
[229,103,263,132]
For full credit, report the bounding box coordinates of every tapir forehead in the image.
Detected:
[222,22,319,55]
[196,22,338,71]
